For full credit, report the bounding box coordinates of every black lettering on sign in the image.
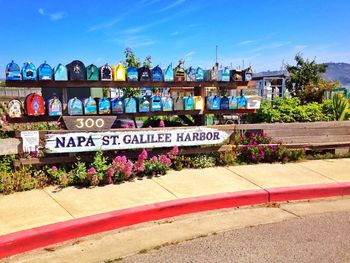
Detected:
[111,135,119,145]
[102,135,109,146]
[86,136,95,146]
[67,137,76,147]
[192,132,199,141]
[131,135,139,144]
[177,133,184,142]
[124,135,131,144]
[77,136,87,147]
[213,132,220,140]
[55,137,65,148]
[165,133,171,142]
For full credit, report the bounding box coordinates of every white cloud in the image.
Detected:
[38,8,65,21]
[88,18,121,32]
[112,35,157,48]
[250,41,291,52]
[185,51,196,57]
[158,0,186,12]
[50,12,65,21]
[294,44,307,51]
[237,40,255,46]
[38,8,45,15]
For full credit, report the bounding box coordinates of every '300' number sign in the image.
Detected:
[76,118,104,128]
[61,116,116,131]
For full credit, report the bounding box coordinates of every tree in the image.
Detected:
[286,53,334,103]
[122,48,142,98]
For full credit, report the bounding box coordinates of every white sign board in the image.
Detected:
[21,131,40,152]
[45,127,232,153]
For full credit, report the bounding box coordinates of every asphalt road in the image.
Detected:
[121,211,350,263]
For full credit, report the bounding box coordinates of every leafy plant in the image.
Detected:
[0,155,14,173]
[46,165,69,186]
[144,155,171,175]
[246,97,334,123]
[191,154,216,168]
[237,132,304,164]
[0,168,48,194]
[286,53,334,103]
[332,94,349,121]
[123,48,142,98]
[91,150,109,180]
[70,158,88,186]
[216,150,238,166]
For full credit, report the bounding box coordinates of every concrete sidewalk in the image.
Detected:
[0,158,349,236]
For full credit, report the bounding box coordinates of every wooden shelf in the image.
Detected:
[204,109,256,114]
[4,80,255,89]
[6,109,256,124]
[7,115,60,123]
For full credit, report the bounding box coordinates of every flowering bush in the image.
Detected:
[144,154,171,175]
[109,156,134,183]
[237,132,304,164]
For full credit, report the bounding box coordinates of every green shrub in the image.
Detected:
[0,155,14,173]
[216,150,238,166]
[0,168,48,194]
[247,97,334,123]
[191,154,216,168]
[90,151,109,180]
[332,94,349,121]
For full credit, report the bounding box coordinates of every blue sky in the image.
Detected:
[1,0,350,78]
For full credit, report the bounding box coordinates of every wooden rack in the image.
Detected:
[5,80,255,89]
[5,80,256,126]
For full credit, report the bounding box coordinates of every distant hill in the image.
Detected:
[254,63,350,86]
[323,63,350,85]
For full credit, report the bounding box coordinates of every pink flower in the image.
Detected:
[87,167,96,174]
[167,146,179,159]
[30,151,39,157]
[106,177,113,184]
[51,166,58,171]
[134,161,145,172]
[150,156,158,162]
[1,116,7,123]
[122,161,134,178]
[159,154,171,166]
[107,167,114,177]
[159,120,165,127]
[114,155,127,165]
[138,149,148,161]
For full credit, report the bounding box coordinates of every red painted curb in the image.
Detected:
[1,182,350,259]
[0,189,267,259]
[268,182,350,202]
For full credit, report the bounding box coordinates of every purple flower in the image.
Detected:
[51,166,58,171]
[106,177,113,184]
[87,167,96,174]
[107,168,114,177]
[159,120,165,127]
[159,154,171,166]
[138,149,148,161]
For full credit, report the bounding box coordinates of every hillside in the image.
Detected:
[323,63,350,85]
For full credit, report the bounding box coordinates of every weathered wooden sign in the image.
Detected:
[45,127,232,153]
[61,116,116,130]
